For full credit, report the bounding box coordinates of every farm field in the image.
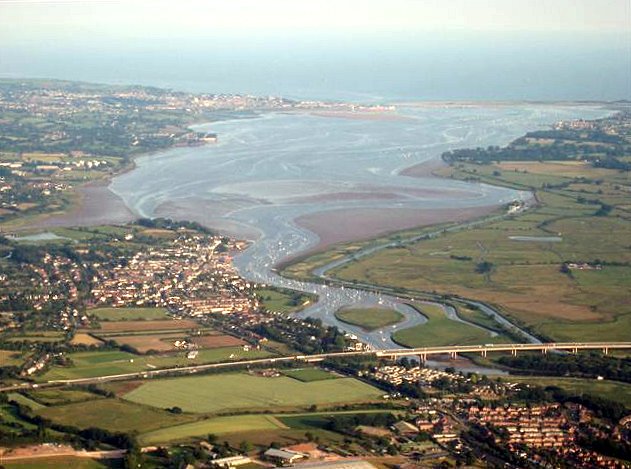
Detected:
[86,319,198,333]
[39,347,275,381]
[502,376,631,408]
[139,414,288,445]
[123,372,383,413]
[35,398,195,433]
[138,409,396,445]
[70,333,103,347]
[28,388,103,406]
[334,307,404,331]
[105,332,245,353]
[106,332,183,353]
[3,457,112,469]
[191,334,245,349]
[392,303,509,347]
[281,368,339,382]
[88,306,169,321]
[6,331,65,343]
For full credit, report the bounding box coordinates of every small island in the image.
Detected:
[334,306,404,331]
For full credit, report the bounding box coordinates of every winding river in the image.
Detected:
[110,104,611,370]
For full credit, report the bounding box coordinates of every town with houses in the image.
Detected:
[0,80,629,468]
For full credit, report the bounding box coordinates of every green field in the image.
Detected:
[139,414,288,445]
[88,306,169,321]
[334,307,404,331]
[502,376,631,408]
[123,372,383,413]
[391,303,509,347]
[40,347,275,382]
[28,388,103,406]
[256,288,314,314]
[36,398,195,433]
[7,393,46,411]
[281,368,339,382]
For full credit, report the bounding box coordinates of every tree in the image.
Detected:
[475,261,494,274]
[239,441,253,453]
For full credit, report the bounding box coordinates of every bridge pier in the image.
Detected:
[449,351,458,360]
[481,350,487,358]
[542,348,547,355]
[419,353,427,365]
[511,349,517,356]
[603,347,609,355]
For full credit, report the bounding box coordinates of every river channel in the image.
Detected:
[110,104,611,373]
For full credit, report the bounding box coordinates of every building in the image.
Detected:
[263,448,306,465]
[211,456,251,468]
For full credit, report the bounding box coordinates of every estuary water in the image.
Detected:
[110,104,610,355]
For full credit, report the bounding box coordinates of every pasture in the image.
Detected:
[392,303,508,348]
[123,372,382,413]
[334,307,403,331]
[281,368,339,382]
[139,414,288,445]
[138,409,395,445]
[35,398,195,433]
[256,288,314,314]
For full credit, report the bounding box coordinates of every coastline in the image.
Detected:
[293,204,497,257]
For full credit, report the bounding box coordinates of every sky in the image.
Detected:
[0,0,629,42]
[0,0,629,101]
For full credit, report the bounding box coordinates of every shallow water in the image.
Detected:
[110,104,610,371]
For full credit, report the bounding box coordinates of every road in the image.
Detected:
[2,341,629,392]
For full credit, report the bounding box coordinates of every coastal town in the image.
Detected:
[0,80,629,468]
[0,79,395,226]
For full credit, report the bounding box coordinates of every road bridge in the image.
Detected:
[1,342,629,392]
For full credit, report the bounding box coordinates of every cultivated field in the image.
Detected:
[191,334,245,349]
[123,372,383,413]
[334,307,404,331]
[87,319,198,333]
[69,333,103,347]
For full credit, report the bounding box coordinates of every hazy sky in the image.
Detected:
[1,0,629,42]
